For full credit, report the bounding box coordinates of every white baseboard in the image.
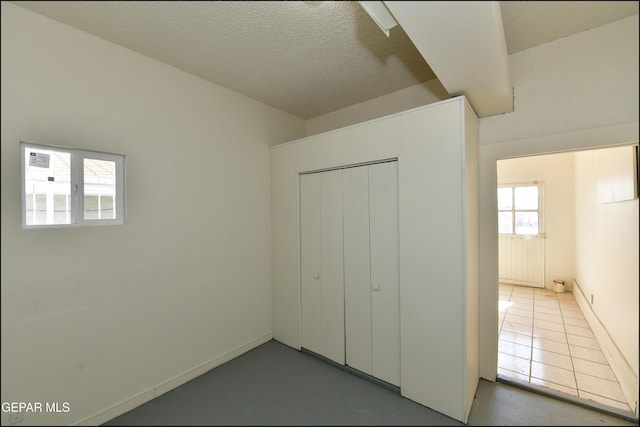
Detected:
[572,282,638,416]
[73,332,273,426]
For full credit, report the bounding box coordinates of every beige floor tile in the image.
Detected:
[560,304,583,315]
[569,345,608,364]
[535,296,559,303]
[564,324,594,338]
[578,390,632,412]
[510,295,534,305]
[563,316,590,328]
[531,361,576,388]
[530,377,578,396]
[567,334,600,350]
[535,288,557,297]
[498,352,531,376]
[536,299,560,308]
[559,295,579,303]
[533,305,562,316]
[502,321,533,336]
[556,292,576,301]
[497,285,630,416]
[572,358,617,382]
[497,367,530,383]
[533,337,570,355]
[499,330,533,347]
[505,313,534,327]
[533,312,563,323]
[506,307,533,318]
[575,372,626,402]
[561,308,586,319]
[509,301,535,311]
[499,339,532,359]
[534,318,565,332]
[531,348,573,370]
[512,286,535,295]
[532,327,567,343]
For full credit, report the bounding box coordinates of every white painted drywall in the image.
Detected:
[477,13,639,392]
[574,147,639,407]
[0,3,305,425]
[497,152,577,290]
[305,79,449,136]
[271,97,479,422]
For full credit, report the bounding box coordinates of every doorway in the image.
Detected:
[495,145,639,417]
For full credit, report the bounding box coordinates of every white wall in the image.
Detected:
[497,152,577,289]
[477,12,639,399]
[0,3,306,425]
[271,97,479,423]
[573,147,639,407]
[305,79,449,136]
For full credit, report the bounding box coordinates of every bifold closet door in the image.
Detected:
[344,161,400,386]
[300,170,345,364]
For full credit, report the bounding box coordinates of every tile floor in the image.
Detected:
[498,283,634,413]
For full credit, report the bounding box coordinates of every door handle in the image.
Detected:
[372,283,380,291]
[314,274,320,280]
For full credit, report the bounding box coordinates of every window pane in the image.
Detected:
[515,212,538,235]
[498,212,513,234]
[515,185,538,210]
[84,158,116,220]
[24,149,71,225]
[497,187,512,210]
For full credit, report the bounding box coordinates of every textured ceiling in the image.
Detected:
[11,1,640,120]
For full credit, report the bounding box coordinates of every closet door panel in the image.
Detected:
[343,166,373,375]
[369,161,401,386]
[300,173,322,355]
[320,170,345,364]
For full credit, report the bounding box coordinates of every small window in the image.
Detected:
[498,183,542,236]
[21,142,125,228]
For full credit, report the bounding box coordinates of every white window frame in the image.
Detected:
[498,181,544,236]
[20,142,126,229]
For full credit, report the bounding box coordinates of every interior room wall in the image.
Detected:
[305,79,449,136]
[0,3,306,425]
[496,152,577,289]
[477,13,639,392]
[573,147,639,407]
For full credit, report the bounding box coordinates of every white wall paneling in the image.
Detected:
[272,97,479,422]
[498,234,545,287]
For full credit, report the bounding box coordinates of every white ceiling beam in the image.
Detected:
[384,1,513,117]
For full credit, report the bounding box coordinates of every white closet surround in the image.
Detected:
[271,96,479,423]
[300,161,400,386]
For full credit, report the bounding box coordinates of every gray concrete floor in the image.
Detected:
[103,340,638,426]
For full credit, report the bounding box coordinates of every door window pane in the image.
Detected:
[497,187,512,210]
[499,212,513,234]
[515,212,538,235]
[515,186,538,210]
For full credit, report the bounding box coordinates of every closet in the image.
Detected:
[300,161,400,386]
[271,96,479,423]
